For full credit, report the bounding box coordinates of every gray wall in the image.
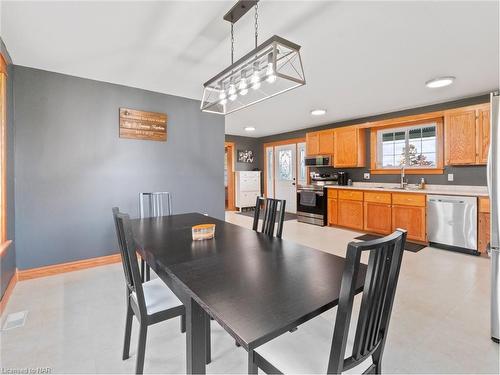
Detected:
[225,135,261,172]
[255,94,490,186]
[0,38,16,299]
[13,66,224,270]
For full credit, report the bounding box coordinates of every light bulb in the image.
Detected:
[239,78,248,96]
[228,82,237,101]
[219,88,227,105]
[251,71,260,90]
[266,63,276,83]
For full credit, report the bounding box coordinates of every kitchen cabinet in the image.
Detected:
[392,193,426,242]
[306,132,319,155]
[444,104,490,165]
[477,106,490,164]
[333,126,366,167]
[305,129,334,156]
[337,190,364,230]
[328,198,338,226]
[328,189,338,225]
[478,197,490,253]
[363,192,392,234]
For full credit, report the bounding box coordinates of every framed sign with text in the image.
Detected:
[119,108,167,141]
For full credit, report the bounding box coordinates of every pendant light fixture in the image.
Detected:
[201,0,306,115]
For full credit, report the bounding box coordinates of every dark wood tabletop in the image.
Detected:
[131,213,366,372]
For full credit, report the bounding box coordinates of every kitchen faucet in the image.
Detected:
[400,165,408,189]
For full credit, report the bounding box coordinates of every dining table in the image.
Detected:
[131,212,367,374]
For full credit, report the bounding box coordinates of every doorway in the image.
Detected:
[224,142,235,211]
[264,138,306,213]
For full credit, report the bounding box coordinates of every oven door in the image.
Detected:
[296,190,326,226]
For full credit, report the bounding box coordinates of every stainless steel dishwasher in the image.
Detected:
[427,195,478,255]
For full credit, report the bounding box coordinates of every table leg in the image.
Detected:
[186,298,207,374]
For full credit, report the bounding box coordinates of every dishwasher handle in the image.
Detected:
[428,198,466,204]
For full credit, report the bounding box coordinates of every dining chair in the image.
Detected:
[112,207,210,373]
[248,229,407,374]
[139,192,173,282]
[252,196,286,238]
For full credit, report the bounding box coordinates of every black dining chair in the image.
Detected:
[138,192,173,282]
[247,229,407,374]
[112,208,210,374]
[252,197,286,238]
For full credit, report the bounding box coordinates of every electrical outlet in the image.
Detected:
[447,173,454,182]
[363,173,371,180]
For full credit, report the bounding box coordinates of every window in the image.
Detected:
[372,119,443,174]
[278,149,292,180]
[297,142,306,185]
[265,146,274,198]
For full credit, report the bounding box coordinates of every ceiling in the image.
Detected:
[2,1,499,138]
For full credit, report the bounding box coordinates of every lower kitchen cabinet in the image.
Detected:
[478,213,490,253]
[338,199,364,230]
[478,197,490,253]
[364,202,392,234]
[328,198,338,226]
[392,205,426,242]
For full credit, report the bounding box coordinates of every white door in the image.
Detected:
[274,144,297,213]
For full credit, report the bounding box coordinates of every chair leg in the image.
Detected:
[248,350,258,375]
[180,314,186,333]
[205,314,211,365]
[136,323,148,375]
[122,302,133,360]
[146,264,151,281]
[372,347,383,374]
[140,258,145,283]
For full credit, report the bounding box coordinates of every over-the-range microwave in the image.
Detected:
[304,155,333,167]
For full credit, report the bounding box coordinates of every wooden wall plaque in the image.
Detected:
[119,108,167,141]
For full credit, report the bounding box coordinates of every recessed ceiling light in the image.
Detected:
[311,109,327,116]
[244,126,256,132]
[425,76,455,88]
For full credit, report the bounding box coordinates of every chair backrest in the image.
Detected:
[112,207,147,317]
[327,229,407,374]
[139,192,173,218]
[252,196,286,239]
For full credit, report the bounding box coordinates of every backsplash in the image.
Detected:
[309,165,487,186]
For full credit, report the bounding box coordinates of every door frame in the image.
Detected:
[263,137,306,199]
[225,141,236,211]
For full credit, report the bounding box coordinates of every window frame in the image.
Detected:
[370,117,444,175]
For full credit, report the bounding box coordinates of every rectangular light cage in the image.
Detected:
[201,35,305,115]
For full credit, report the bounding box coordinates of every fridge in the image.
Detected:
[488,91,500,343]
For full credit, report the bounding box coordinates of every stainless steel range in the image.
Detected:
[296,173,339,226]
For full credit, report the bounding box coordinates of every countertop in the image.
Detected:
[324,182,489,197]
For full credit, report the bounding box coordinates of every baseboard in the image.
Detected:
[0,270,17,316]
[17,253,121,281]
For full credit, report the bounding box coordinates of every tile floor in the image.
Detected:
[1,212,498,374]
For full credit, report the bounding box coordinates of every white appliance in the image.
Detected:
[488,92,500,343]
[235,171,261,210]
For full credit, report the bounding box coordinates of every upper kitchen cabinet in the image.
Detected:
[444,103,490,165]
[333,126,366,167]
[477,105,490,164]
[306,129,334,156]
